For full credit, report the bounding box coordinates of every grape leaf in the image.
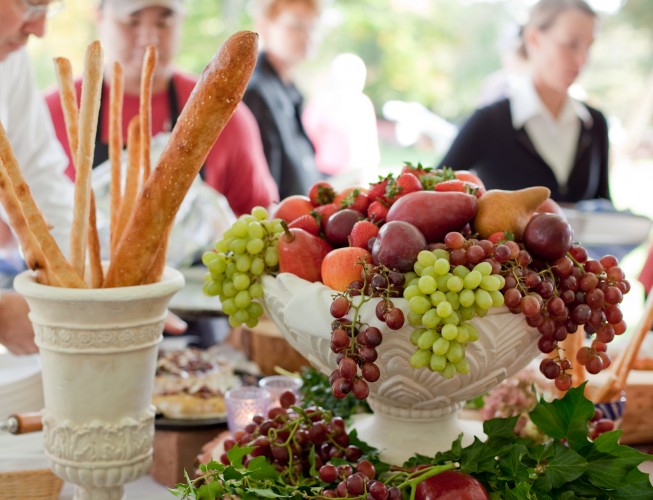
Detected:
[247,456,279,481]
[497,444,530,483]
[483,415,520,439]
[529,384,594,450]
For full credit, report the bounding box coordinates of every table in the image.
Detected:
[0,432,172,499]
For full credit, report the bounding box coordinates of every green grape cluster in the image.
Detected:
[201,206,283,328]
[404,249,506,378]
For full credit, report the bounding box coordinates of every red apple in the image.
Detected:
[415,470,489,500]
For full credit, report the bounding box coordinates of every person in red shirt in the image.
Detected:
[44,0,279,217]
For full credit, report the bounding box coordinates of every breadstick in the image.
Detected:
[109,61,124,255]
[53,57,79,165]
[142,225,171,285]
[104,31,259,287]
[88,192,103,288]
[70,40,103,278]
[114,116,141,256]
[0,122,86,288]
[140,46,157,181]
[0,158,53,284]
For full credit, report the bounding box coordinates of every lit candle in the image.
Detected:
[259,375,303,408]
[225,386,271,435]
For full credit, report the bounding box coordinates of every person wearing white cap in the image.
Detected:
[45,0,279,218]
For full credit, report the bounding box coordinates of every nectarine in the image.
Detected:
[273,195,314,223]
[321,247,372,292]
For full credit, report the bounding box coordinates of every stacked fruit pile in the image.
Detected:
[202,164,630,398]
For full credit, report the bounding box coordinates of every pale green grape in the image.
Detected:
[445,291,460,310]
[231,219,248,238]
[236,254,251,272]
[232,273,251,291]
[417,329,438,350]
[433,258,450,275]
[429,290,446,307]
[250,257,265,276]
[432,337,449,356]
[417,250,437,267]
[422,308,441,329]
[463,270,482,290]
[432,249,449,261]
[409,296,431,315]
[490,290,505,307]
[202,280,221,296]
[474,289,493,310]
[251,206,269,221]
[442,310,460,326]
[404,285,423,301]
[234,308,249,325]
[429,354,447,372]
[418,275,437,295]
[452,265,469,278]
[442,363,457,379]
[264,247,279,268]
[222,281,237,298]
[459,288,475,308]
[410,349,431,369]
[420,266,437,278]
[221,298,238,316]
[455,359,470,375]
[446,275,464,293]
[473,261,492,277]
[247,221,265,239]
[246,238,265,255]
[410,328,426,346]
[413,261,425,276]
[480,275,501,291]
[234,290,252,309]
[446,341,464,363]
[247,301,264,319]
[436,301,453,318]
[249,282,264,299]
[407,311,423,327]
[441,323,458,341]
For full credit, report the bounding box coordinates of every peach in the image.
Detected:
[321,247,373,292]
[273,195,314,223]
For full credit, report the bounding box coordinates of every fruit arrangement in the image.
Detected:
[172,384,653,499]
[202,163,630,399]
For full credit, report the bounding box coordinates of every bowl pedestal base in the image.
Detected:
[350,411,484,465]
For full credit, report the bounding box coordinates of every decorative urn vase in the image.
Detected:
[13,266,184,500]
[263,273,540,464]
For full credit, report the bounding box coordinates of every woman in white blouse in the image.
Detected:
[439,0,610,203]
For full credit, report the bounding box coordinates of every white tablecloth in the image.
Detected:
[0,432,172,499]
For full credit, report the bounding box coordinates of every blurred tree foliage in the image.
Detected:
[29,0,652,127]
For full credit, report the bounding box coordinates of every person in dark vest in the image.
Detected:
[438,0,610,204]
[244,0,324,200]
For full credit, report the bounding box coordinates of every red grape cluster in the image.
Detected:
[433,231,629,391]
[328,266,406,400]
[501,245,629,390]
[219,391,401,498]
[319,460,401,499]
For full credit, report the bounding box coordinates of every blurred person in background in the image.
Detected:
[0,0,77,354]
[45,0,279,218]
[244,0,323,200]
[303,52,380,185]
[438,0,610,204]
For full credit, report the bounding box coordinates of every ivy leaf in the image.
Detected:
[529,384,594,449]
[501,481,537,499]
[498,444,530,483]
[543,441,586,488]
[609,467,653,499]
[222,465,244,482]
[247,455,279,481]
[585,430,653,489]
[244,488,286,498]
[226,444,255,468]
[483,415,520,439]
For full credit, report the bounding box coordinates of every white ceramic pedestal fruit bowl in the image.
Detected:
[263,273,540,464]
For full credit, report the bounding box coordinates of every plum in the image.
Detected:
[522,213,574,261]
[371,221,426,272]
[387,191,477,243]
[325,209,364,247]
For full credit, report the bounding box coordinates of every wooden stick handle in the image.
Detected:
[6,412,43,434]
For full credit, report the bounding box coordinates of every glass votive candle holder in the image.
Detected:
[225,386,271,435]
[259,375,303,408]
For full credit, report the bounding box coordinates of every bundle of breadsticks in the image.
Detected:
[0,31,258,289]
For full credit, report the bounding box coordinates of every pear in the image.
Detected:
[472,186,551,239]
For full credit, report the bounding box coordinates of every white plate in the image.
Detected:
[0,353,44,416]
[563,208,653,246]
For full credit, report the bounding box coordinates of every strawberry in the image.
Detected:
[367,200,389,223]
[308,181,336,207]
[348,220,379,249]
[288,214,320,236]
[367,175,392,202]
[313,203,338,231]
[395,172,423,197]
[435,179,483,197]
[401,161,432,179]
[338,188,370,213]
[487,231,514,244]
